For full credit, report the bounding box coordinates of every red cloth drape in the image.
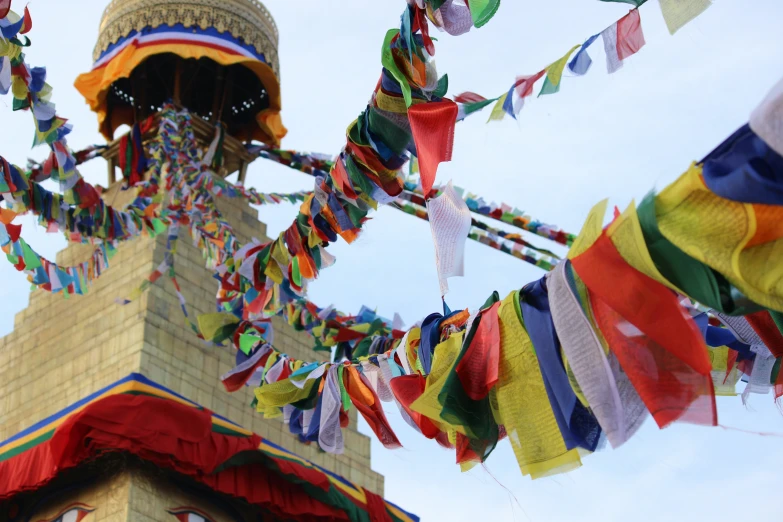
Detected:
[0,395,350,521]
[572,234,717,428]
[746,311,783,358]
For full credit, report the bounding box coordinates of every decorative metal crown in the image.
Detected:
[94,0,280,76]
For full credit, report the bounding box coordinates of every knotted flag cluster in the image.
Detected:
[221,120,783,477]
[1,0,783,484]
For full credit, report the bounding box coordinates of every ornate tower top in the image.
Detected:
[94,0,280,74]
[75,0,286,146]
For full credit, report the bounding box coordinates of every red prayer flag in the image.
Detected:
[389,374,444,440]
[513,70,547,98]
[572,233,716,428]
[616,9,645,61]
[221,348,271,392]
[19,6,31,34]
[746,311,783,358]
[330,157,358,200]
[344,367,401,449]
[6,222,21,242]
[454,92,486,104]
[455,301,501,401]
[408,100,458,196]
[0,0,10,20]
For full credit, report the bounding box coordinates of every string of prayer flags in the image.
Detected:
[539,45,581,96]
[222,88,783,477]
[454,92,498,121]
[568,34,601,75]
[426,181,472,296]
[251,146,577,247]
[461,5,657,124]
[3,0,782,484]
[118,121,150,187]
[498,71,546,120]
[212,0,496,307]
[392,199,557,270]
[602,9,646,74]
[1,7,98,201]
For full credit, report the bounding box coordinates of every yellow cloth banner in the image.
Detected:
[496,291,582,478]
[410,331,464,432]
[659,0,712,34]
[656,164,783,312]
[568,199,608,259]
[607,202,684,294]
[546,45,582,88]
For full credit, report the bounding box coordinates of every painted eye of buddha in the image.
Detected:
[167,507,217,522]
[37,503,95,522]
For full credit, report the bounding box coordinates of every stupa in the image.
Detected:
[0,1,416,521]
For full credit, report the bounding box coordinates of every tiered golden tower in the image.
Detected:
[0,2,390,521]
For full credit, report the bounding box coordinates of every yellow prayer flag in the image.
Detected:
[410,331,464,431]
[487,92,509,122]
[568,199,608,259]
[546,45,582,88]
[656,163,783,312]
[606,202,684,294]
[659,0,712,34]
[496,291,582,478]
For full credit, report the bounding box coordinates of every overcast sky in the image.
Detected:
[2,1,783,520]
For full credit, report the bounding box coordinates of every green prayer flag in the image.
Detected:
[539,45,581,97]
[337,366,351,412]
[368,107,412,155]
[433,74,449,99]
[197,313,240,342]
[239,333,262,355]
[20,239,42,270]
[468,0,501,28]
[438,292,501,461]
[463,97,498,117]
[637,194,763,316]
[151,218,167,236]
[381,29,413,107]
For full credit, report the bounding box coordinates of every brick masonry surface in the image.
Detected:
[0,181,384,497]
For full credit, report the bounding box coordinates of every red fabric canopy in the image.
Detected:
[0,394,353,521]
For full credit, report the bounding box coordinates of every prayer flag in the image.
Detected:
[408,99,458,195]
[568,34,601,75]
[602,9,646,74]
[659,0,712,34]
[426,181,472,296]
[539,45,581,96]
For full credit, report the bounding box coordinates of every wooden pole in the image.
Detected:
[107,157,116,186]
[238,161,248,185]
[219,67,235,125]
[138,59,148,119]
[211,64,225,122]
[173,59,183,106]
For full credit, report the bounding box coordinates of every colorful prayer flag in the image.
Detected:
[659,0,712,34]
[602,9,646,74]
[539,45,581,96]
[426,181,472,296]
[568,34,601,75]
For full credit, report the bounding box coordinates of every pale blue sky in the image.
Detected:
[2,1,783,520]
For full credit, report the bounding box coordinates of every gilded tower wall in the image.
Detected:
[0,181,384,498]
